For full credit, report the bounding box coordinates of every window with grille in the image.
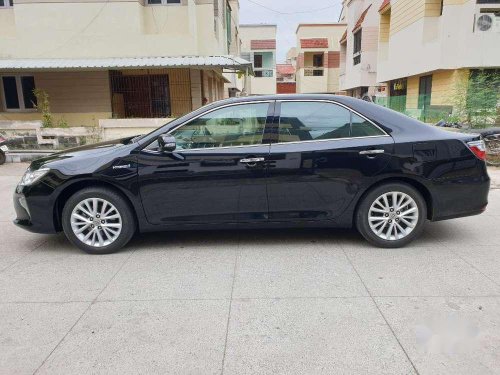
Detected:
[353,30,362,65]
[110,71,172,118]
[147,0,181,5]
[1,75,37,111]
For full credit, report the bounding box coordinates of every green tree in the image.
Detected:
[33,89,53,128]
[452,70,500,128]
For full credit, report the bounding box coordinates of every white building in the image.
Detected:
[377,0,500,117]
[240,24,277,95]
[339,0,385,100]
[0,0,249,127]
[295,23,346,94]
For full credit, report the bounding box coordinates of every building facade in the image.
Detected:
[377,0,500,120]
[240,24,277,95]
[339,0,386,100]
[286,47,298,67]
[0,0,249,127]
[295,23,346,94]
[276,64,296,94]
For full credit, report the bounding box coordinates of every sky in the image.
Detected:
[239,0,343,63]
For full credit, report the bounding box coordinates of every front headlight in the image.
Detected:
[19,167,50,186]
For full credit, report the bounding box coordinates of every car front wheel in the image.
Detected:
[62,187,135,254]
[356,183,427,248]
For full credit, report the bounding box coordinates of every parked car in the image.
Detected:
[13,95,490,254]
[0,135,9,165]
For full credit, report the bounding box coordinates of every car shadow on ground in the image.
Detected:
[35,221,454,255]
[125,223,446,252]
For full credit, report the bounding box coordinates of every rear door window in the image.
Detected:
[277,101,385,143]
[277,101,351,143]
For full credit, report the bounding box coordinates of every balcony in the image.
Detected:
[254,69,274,78]
[304,67,324,77]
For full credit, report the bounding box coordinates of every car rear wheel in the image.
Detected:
[62,187,135,254]
[356,183,427,248]
[0,151,5,166]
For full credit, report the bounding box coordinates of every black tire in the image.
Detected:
[356,182,427,248]
[0,151,5,166]
[62,187,136,254]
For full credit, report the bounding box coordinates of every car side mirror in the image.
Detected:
[158,134,176,153]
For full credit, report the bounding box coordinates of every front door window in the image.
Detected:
[170,102,269,150]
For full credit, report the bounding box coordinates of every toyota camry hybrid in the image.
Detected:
[13,95,490,254]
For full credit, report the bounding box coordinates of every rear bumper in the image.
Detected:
[430,173,490,222]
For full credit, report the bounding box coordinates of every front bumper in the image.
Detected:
[13,189,58,234]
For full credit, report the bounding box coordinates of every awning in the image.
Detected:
[379,0,391,14]
[0,55,253,72]
[353,4,372,34]
[339,30,347,44]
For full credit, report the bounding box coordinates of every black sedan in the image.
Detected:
[13,95,490,254]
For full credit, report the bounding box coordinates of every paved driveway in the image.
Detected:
[1,163,500,375]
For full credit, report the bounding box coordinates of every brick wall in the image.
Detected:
[327,51,340,68]
[300,38,329,48]
[251,40,276,50]
[277,82,296,94]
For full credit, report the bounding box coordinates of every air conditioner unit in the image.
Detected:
[475,13,500,33]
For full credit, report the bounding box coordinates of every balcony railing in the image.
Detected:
[304,67,324,77]
[254,69,274,78]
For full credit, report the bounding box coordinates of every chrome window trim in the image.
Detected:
[142,142,270,154]
[143,100,274,153]
[275,99,389,137]
[142,98,391,153]
[269,134,391,148]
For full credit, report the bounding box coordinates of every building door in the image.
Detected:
[418,75,433,122]
[389,79,407,113]
[150,75,171,118]
[110,71,171,118]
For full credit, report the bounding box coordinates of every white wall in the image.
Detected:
[295,24,345,94]
[0,1,229,59]
[240,25,277,95]
[340,0,383,92]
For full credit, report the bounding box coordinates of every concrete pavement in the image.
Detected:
[1,163,500,374]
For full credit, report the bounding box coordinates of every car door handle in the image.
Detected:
[359,149,385,155]
[239,157,265,164]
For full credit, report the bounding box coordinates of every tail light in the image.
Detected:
[467,140,486,161]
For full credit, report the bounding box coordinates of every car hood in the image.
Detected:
[30,137,137,171]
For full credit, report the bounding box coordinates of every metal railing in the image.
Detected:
[254,69,274,78]
[304,67,324,77]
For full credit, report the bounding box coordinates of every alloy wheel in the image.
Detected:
[368,191,419,241]
[70,198,122,248]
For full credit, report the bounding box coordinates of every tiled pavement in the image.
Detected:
[1,163,499,374]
